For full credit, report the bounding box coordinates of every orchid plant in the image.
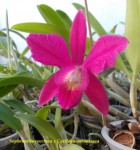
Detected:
[26,10,128,116]
[0,1,132,150]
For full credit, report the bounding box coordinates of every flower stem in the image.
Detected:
[6,10,12,71]
[71,111,79,139]
[101,115,107,126]
[84,0,107,125]
[84,0,93,47]
[130,73,139,123]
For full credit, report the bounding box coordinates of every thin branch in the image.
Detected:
[84,0,93,46]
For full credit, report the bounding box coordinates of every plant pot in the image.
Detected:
[0,132,22,150]
[101,120,136,150]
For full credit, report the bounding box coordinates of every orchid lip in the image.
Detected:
[66,66,83,90]
[55,65,89,92]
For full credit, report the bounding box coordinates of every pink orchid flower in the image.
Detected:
[27,10,128,115]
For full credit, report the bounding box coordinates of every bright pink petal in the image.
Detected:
[55,66,89,91]
[84,35,128,74]
[84,71,109,115]
[70,10,87,65]
[39,75,58,106]
[27,34,72,67]
[57,84,82,109]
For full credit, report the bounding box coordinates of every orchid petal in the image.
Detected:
[84,35,128,74]
[27,34,72,67]
[70,10,87,65]
[57,84,82,109]
[84,71,109,115]
[55,66,89,91]
[39,75,58,106]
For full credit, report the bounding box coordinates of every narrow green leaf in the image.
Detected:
[0,85,17,97]
[125,0,140,74]
[2,28,26,40]
[11,23,69,44]
[15,113,61,139]
[20,46,29,59]
[18,63,30,74]
[31,67,42,79]
[0,37,7,52]
[86,38,92,55]
[0,75,45,88]
[109,24,117,34]
[4,99,35,114]
[100,68,114,77]
[73,3,106,36]
[0,33,17,51]
[12,70,28,76]
[55,108,62,130]
[0,103,22,131]
[115,55,131,77]
[36,106,51,120]
[56,10,72,28]
[37,4,65,27]
[0,31,6,37]
[109,22,124,34]
[36,105,59,120]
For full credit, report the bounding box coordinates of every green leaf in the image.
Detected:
[11,23,69,44]
[73,3,106,36]
[109,22,124,34]
[0,75,45,88]
[0,103,22,131]
[86,38,92,55]
[4,99,35,114]
[56,10,72,28]
[31,67,42,79]
[20,46,29,59]
[2,28,26,40]
[15,113,61,139]
[62,144,85,150]
[0,85,17,97]
[37,4,65,27]
[115,54,131,77]
[0,36,7,52]
[12,70,28,76]
[0,31,6,37]
[36,106,51,120]
[36,105,59,120]
[125,0,140,75]
[55,107,62,130]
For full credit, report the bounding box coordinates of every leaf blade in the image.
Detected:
[0,85,17,97]
[4,99,35,114]
[0,75,45,88]
[125,0,140,74]
[56,10,72,28]
[0,103,22,131]
[15,113,61,139]
[37,4,65,27]
[73,3,106,36]
[11,23,70,44]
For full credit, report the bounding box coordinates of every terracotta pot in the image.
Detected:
[101,120,136,150]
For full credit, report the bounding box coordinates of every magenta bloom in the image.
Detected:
[27,10,128,115]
